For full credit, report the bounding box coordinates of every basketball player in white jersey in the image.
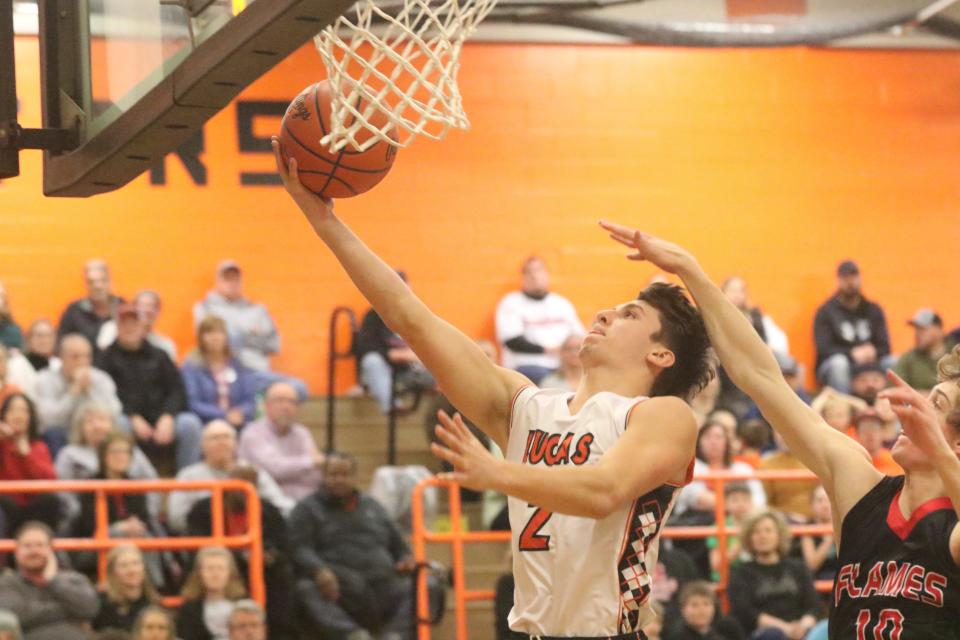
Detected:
[272,141,714,639]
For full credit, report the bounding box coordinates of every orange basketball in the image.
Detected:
[278,81,396,198]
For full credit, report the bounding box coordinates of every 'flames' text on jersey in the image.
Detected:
[505,387,692,637]
[830,475,960,639]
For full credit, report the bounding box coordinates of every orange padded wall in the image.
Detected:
[6,39,960,392]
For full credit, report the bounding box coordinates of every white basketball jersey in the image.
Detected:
[505,386,692,637]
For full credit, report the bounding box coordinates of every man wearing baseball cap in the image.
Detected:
[813,259,894,393]
[894,308,951,392]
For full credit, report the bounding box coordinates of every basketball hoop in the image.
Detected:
[314,0,498,152]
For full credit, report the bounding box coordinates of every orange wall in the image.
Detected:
[6,39,960,392]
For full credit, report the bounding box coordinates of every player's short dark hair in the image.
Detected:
[678,580,716,609]
[637,283,714,402]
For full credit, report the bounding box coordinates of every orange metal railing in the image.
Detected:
[0,479,265,607]
[411,470,834,640]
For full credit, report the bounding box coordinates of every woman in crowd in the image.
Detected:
[177,546,247,640]
[0,393,59,535]
[94,544,161,633]
[131,606,177,640]
[0,282,24,351]
[55,401,159,528]
[182,316,259,431]
[728,510,821,640]
[678,420,767,516]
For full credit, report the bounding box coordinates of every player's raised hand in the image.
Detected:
[598,221,696,274]
[879,370,954,459]
[431,410,501,491]
[271,137,334,226]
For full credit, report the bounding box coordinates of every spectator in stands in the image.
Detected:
[34,333,121,458]
[706,482,755,582]
[193,261,306,398]
[814,260,893,393]
[721,277,788,356]
[894,308,951,392]
[810,387,863,438]
[169,420,293,534]
[852,408,903,476]
[93,544,160,634]
[0,394,60,534]
[178,546,247,640]
[849,362,888,406]
[797,486,837,583]
[0,521,99,640]
[182,316,259,431]
[539,334,583,391]
[97,290,177,361]
[0,345,24,406]
[677,421,766,516]
[237,382,322,501]
[355,271,435,414]
[132,606,176,640]
[58,259,123,352]
[495,256,584,384]
[665,580,745,640]
[55,402,158,530]
[733,419,770,469]
[775,354,810,404]
[97,303,202,470]
[227,600,267,640]
[728,510,820,640]
[757,433,817,523]
[0,282,24,351]
[293,451,416,640]
[23,320,56,372]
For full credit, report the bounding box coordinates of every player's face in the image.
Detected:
[581,300,673,374]
[891,381,960,469]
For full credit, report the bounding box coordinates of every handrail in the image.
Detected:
[326,305,359,451]
[0,479,265,607]
[412,470,831,640]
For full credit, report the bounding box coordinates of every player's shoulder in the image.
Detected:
[627,396,697,437]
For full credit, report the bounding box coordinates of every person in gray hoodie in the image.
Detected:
[0,521,99,640]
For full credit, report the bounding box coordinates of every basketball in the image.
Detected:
[278,81,397,199]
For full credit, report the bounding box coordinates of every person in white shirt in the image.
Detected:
[273,144,714,639]
[495,256,585,384]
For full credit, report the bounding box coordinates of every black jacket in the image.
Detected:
[176,599,213,640]
[92,592,152,632]
[289,488,410,581]
[72,481,151,538]
[664,619,745,640]
[58,296,123,353]
[96,340,187,423]
[814,294,890,368]
[728,558,821,633]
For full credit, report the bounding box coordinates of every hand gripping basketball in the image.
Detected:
[272,137,335,226]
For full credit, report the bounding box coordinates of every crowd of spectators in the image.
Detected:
[0,253,955,640]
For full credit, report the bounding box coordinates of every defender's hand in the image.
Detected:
[879,370,953,460]
[598,221,696,275]
[271,137,335,227]
[431,411,501,492]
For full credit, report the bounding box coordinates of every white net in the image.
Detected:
[314,0,498,152]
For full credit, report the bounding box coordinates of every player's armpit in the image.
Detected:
[595,396,698,511]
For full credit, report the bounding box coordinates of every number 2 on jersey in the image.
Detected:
[519,507,552,551]
[856,609,903,640]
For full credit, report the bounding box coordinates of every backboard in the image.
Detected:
[2,0,356,196]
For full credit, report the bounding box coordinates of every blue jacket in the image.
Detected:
[181,358,258,424]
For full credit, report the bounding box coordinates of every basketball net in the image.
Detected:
[314,0,498,152]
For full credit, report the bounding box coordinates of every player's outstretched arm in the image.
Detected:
[599,221,882,526]
[880,371,960,564]
[431,397,696,518]
[273,139,527,448]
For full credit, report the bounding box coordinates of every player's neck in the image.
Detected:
[900,469,946,514]
[569,366,652,413]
